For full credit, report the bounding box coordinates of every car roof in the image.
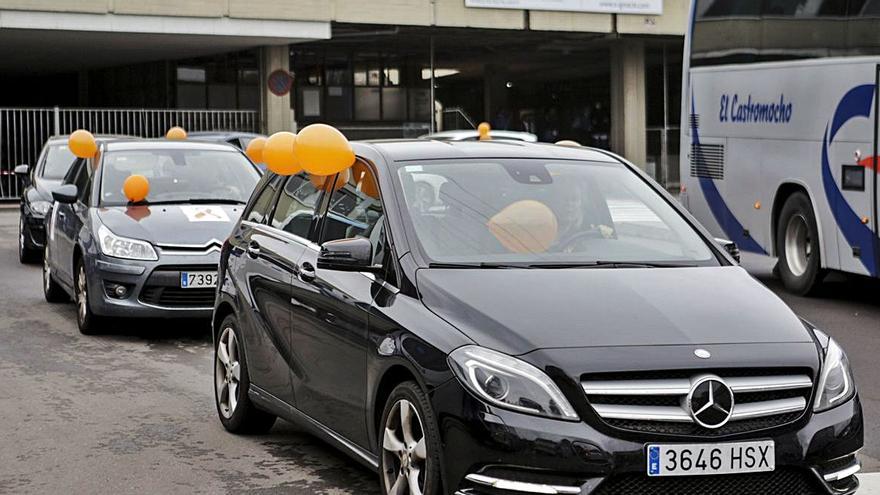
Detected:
[188,131,263,139]
[353,139,621,164]
[45,134,135,145]
[102,139,240,152]
[421,130,538,142]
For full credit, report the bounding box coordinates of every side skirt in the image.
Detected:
[249,385,379,472]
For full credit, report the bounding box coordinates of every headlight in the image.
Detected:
[448,345,579,421]
[813,331,855,412]
[98,224,158,261]
[29,200,51,216]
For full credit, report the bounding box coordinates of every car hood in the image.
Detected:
[96,204,243,246]
[416,266,813,356]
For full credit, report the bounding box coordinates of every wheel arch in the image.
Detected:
[771,181,827,266]
[372,364,421,438]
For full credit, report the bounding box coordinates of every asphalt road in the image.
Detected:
[0,208,878,494]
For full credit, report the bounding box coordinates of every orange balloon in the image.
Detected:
[555,140,582,147]
[166,127,187,140]
[478,122,491,141]
[350,162,379,198]
[69,130,97,158]
[486,200,558,253]
[309,168,349,193]
[123,175,150,203]
[245,137,267,164]
[263,131,301,175]
[296,124,355,176]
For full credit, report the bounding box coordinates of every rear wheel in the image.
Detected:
[776,192,824,295]
[42,249,67,303]
[75,260,103,335]
[19,215,39,264]
[215,315,276,434]
[379,381,442,495]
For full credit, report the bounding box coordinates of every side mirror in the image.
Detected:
[715,237,740,263]
[14,164,29,176]
[52,184,78,204]
[318,237,382,273]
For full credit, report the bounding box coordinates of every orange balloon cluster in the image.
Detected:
[351,162,379,198]
[245,137,267,164]
[166,127,187,140]
[478,122,491,141]
[123,174,150,203]
[69,130,97,158]
[309,169,349,193]
[262,124,356,178]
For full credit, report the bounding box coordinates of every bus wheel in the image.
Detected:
[776,192,825,295]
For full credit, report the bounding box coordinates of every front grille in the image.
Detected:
[139,265,217,309]
[582,369,812,437]
[593,468,823,495]
[140,287,215,308]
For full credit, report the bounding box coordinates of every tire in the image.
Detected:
[74,259,103,335]
[42,249,68,303]
[19,215,39,264]
[776,192,825,295]
[214,314,276,434]
[379,381,443,495]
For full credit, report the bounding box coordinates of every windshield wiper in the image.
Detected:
[524,261,699,269]
[144,198,246,205]
[427,262,533,269]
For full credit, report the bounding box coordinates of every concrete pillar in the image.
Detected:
[610,39,647,169]
[261,45,294,134]
[483,64,508,126]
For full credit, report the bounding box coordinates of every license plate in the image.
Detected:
[180,271,218,289]
[647,440,774,477]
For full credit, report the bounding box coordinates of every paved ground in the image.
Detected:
[0,207,878,493]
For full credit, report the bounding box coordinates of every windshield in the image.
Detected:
[397,159,717,266]
[99,148,260,206]
[41,144,76,180]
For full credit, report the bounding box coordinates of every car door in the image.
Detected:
[229,175,299,404]
[289,163,383,447]
[50,158,86,285]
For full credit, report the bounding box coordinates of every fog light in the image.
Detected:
[104,282,130,299]
[114,285,127,298]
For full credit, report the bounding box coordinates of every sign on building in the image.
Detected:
[464,0,662,15]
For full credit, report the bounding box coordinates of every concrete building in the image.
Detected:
[0,0,687,186]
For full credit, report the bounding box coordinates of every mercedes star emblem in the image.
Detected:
[686,375,735,429]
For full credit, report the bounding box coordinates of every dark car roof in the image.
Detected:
[353,139,620,164]
[102,139,240,152]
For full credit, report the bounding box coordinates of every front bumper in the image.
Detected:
[432,379,863,495]
[85,252,219,319]
[22,212,46,249]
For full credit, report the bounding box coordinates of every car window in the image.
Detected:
[244,175,282,224]
[270,173,322,239]
[395,159,717,265]
[41,144,77,180]
[74,159,93,203]
[321,163,385,257]
[62,158,85,185]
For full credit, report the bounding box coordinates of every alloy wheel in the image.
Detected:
[382,399,428,495]
[215,327,242,419]
[19,216,24,259]
[784,213,811,277]
[77,265,88,324]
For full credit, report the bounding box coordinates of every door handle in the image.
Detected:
[298,261,316,281]
[246,241,260,259]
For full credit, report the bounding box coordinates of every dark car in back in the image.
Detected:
[212,140,862,495]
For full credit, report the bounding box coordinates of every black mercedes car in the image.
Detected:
[213,140,862,494]
[16,135,129,263]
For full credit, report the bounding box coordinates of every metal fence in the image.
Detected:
[0,108,259,199]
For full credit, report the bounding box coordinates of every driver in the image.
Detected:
[554,177,615,252]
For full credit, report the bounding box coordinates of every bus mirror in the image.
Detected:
[715,238,740,264]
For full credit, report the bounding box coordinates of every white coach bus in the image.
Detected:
[680,0,880,294]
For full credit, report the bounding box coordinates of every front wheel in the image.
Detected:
[19,215,39,264]
[75,260,103,335]
[379,381,442,495]
[214,315,276,434]
[776,192,825,295]
[42,249,67,303]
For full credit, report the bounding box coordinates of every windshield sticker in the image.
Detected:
[180,205,230,223]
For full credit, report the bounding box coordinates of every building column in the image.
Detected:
[610,39,647,169]
[261,45,294,134]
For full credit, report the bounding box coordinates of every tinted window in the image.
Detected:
[396,160,715,265]
[42,145,77,180]
[321,165,385,257]
[245,175,282,224]
[692,0,880,66]
[99,148,260,206]
[270,173,322,239]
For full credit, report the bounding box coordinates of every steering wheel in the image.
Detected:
[554,229,605,252]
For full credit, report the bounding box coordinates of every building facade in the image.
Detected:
[0,0,687,186]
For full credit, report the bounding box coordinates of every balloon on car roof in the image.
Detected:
[69,130,97,158]
[166,126,187,140]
